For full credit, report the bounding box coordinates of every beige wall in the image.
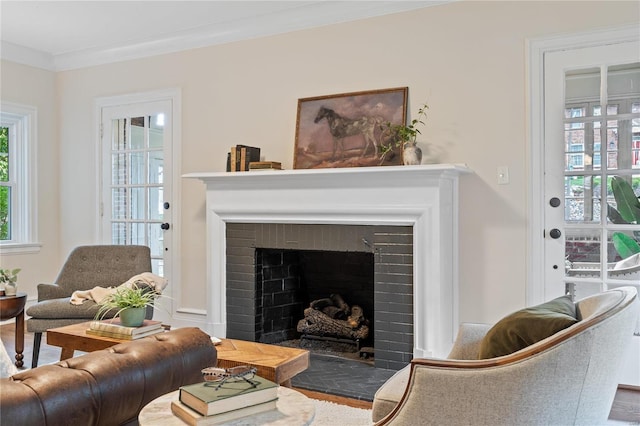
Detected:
[3,1,639,325]
[0,61,60,293]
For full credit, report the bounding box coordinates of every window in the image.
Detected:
[0,102,39,254]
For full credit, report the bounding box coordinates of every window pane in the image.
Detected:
[148,187,163,220]
[564,175,601,222]
[607,174,640,267]
[565,227,602,279]
[149,114,164,148]
[131,223,145,245]
[111,222,127,245]
[111,119,127,150]
[0,127,8,182]
[130,152,145,185]
[130,117,145,149]
[151,258,163,277]
[111,153,127,185]
[564,120,585,171]
[149,151,163,184]
[111,188,126,220]
[130,187,145,220]
[0,186,10,240]
[148,223,163,257]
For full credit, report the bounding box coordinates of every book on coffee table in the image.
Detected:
[89,318,162,336]
[179,375,279,416]
[85,327,164,340]
[171,399,277,425]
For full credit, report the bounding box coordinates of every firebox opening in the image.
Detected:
[256,248,375,354]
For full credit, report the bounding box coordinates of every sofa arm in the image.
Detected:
[36,283,70,301]
[446,322,492,360]
[1,327,216,426]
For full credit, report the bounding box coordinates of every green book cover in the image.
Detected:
[179,375,279,416]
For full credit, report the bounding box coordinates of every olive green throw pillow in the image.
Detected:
[477,295,578,359]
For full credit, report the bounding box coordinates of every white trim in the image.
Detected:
[0,101,40,254]
[527,25,640,306]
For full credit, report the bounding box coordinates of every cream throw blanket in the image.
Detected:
[69,272,168,305]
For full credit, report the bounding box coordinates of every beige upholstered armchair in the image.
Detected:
[373,286,639,425]
[26,245,153,367]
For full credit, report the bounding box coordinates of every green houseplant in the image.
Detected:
[379,102,429,164]
[96,285,159,327]
[607,175,640,259]
[0,268,20,296]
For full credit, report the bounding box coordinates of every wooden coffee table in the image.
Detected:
[215,339,309,386]
[46,323,309,386]
[46,321,136,360]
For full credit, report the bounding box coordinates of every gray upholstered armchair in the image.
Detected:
[26,245,153,367]
[373,286,639,425]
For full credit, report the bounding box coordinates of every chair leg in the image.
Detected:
[31,332,42,368]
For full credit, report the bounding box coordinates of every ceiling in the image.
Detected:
[1,1,446,71]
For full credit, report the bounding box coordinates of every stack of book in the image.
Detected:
[86,318,164,340]
[248,161,282,171]
[172,375,279,425]
[227,145,261,172]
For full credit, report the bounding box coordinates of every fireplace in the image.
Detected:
[186,164,471,370]
[225,223,413,369]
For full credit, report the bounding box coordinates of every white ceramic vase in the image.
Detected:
[4,282,17,296]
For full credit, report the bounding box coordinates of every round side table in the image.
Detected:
[0,292,27,368]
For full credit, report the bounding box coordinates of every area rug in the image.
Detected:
[311,399,372,425]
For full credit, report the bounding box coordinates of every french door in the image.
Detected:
[99,98,175,279]
[543,42,639,297]
[540,35,640,384]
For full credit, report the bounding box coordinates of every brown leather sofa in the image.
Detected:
[1,327,217,426]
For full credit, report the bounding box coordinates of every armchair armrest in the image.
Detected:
[36,283,70,301]
[376,351,582,426]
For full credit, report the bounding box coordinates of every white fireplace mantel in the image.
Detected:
[185,164,472,358]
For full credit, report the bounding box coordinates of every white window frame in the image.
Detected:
[0,102,40,254]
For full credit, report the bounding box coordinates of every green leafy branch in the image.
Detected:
[378,103,429,159]
[607,176,640,259]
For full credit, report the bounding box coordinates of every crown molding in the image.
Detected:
[1,41,55,71]
[1,1,446,72]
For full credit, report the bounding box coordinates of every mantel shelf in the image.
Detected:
[183,164,472,187]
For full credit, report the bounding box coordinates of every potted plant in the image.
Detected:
[0,268,20,296]
[379,102,429,165]
[96,284,159,327]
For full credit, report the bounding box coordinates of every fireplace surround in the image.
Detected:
[186,164,471,367]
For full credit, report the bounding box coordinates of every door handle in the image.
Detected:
[160,223,170,230]
[549,228,561,239]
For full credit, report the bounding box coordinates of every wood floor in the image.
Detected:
[1,323,638,420]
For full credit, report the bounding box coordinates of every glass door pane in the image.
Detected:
[564,64,640,300]
[108,114,165,275]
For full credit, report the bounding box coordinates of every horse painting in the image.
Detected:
[314,106,381,159]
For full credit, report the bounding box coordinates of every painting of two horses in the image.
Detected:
[294,87,408,169]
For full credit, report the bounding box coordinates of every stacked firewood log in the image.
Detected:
[297,294,369,340]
